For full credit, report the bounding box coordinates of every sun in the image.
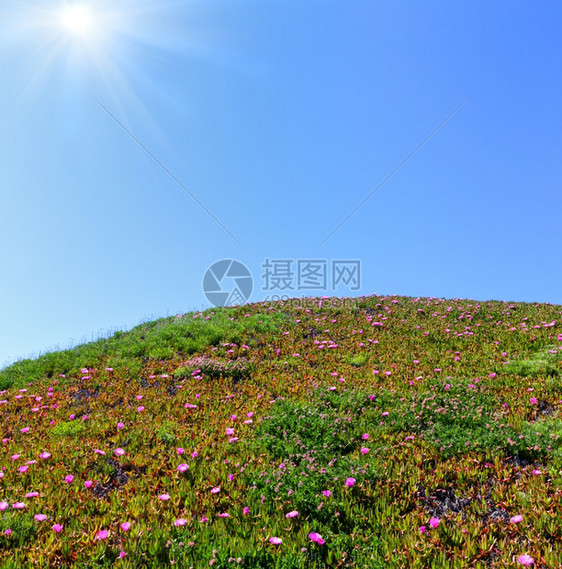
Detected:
[60,5,93,35]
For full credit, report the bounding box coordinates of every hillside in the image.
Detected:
[0,295,561,568]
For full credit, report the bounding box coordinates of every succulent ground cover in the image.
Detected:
[0,295,561,568]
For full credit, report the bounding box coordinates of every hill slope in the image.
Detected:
[0,295,561,568]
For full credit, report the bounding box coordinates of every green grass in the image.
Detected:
[0,295,560,567]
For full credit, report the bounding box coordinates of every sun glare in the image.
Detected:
[60,5,93,34]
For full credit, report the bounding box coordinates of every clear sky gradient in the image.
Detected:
[1,0,561,368]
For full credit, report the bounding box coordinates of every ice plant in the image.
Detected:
[429,517,440,528]
[269,537,282,544]
[34,514,47,522]
[286,511,298,518]
[517,554,534,566]
[177,463,189,473]
[52,524,63,533]
[96,530,109,540]
[120,522,131,532]
[345,477,356,487]
[174,518,187,526]
[308,532,325,545]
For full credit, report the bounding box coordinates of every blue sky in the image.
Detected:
[1,0,561,368]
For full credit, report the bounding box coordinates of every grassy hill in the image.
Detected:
[0,295,560,568]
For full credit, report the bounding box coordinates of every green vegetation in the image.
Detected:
[0,295,560,567]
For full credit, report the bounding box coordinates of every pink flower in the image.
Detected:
[114,448,125,457]
[226,428,235,436]
[517,554,534,566]
[158,494,170,501]
[39,452,51,459]
[218,512,230,518]
[211,487,220,494]
[12,502,25,509]
[34,514,47,521]
[419,525,426,533]
[345,477,356,487]
[25,492,39,498]
[119,551,126,558]
[361,434,369,440]
[200,516,208,523]
[18,465,29,473]
[96,530,109,540]
[52,523,63,533]
[4,529,11,536]
[137,406,145,412]
[174,518,187,527]
[176,448,184,455]
[177,463,189,473]
[191,451,198,458]
[308,532,325,545]
[510,515,523,524]
[136,395,143,401]
[243,507,250,515]
[532,469,542,475]
[229,437,239,443]
[530,397,537,405]
[94,449,106,456]
[20,427,30,434]
[269,537,282,544]
[322,490,331,497]
[286,511,299,518]
[0,502,8,511]
[361,447,370,454]
[429,517,440,528]
[84,480,93,488]
[120,522,131,532]
[117,422,125,430]
[65,475,74,484]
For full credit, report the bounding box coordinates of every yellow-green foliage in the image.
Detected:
[0,295,560,567]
